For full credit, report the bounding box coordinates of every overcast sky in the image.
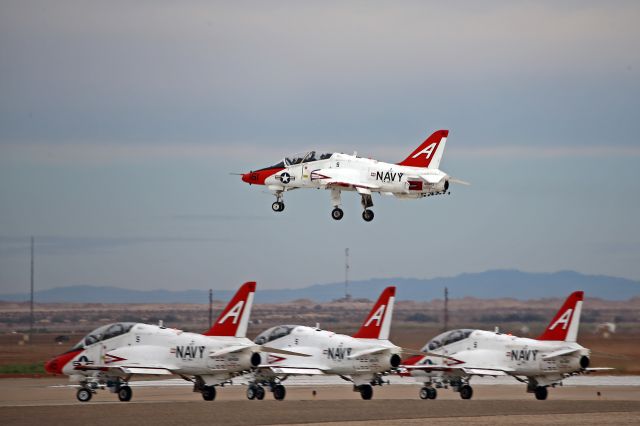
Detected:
[1,1,639,294]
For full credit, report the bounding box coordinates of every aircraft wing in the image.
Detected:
[542,348,581,359]
[401,364,513,376]
[258,366,325,375]
[311,168,380,190]
[74,365,174,376]
[209,345,311,358]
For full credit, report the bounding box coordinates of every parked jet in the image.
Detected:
[399,291,610,400]
[240,130,468,221]
[44,282,305,402]
[246,286,437,401]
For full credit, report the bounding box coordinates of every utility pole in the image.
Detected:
[344,248,350,300]
[443,287,449,331]
[29,236,34,343]
[208,289,213,328]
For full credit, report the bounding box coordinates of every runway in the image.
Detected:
[1,378,639,425]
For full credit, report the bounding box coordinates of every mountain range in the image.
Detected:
[1,270,639,304]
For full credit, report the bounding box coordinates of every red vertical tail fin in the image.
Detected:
[203,282,256,338]
[537,291,584,342]
[352,286,396,340]
[397,130,449,169]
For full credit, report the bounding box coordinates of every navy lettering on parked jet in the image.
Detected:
[323,347,352,360]
[509,349,539,361]
[175,345,206,359]
[374,171,403,182]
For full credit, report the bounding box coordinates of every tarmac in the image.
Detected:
[1,377,639,425]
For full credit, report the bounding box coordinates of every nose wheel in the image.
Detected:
[76,387,93,402]
[271,201,285,212]
[331,207,344,220]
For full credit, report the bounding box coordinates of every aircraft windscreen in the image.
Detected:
[422,329,474,352]
[284,152,332,166]
[254,325,297,345]
[70,322,137,350]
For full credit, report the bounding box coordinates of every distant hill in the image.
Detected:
[1,270,638,303]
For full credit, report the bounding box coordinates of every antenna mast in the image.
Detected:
[443,287,449,331]
[208,289,213,328]
[29,236,34,343]
[344,248,350,300]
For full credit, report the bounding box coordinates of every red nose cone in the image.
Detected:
[241,168,283,185]
[44,357,62,374]
[45,350,82,375]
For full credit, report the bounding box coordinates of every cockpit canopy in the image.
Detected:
[254,325,299,345]
[421,329,474,352]
[284,151,332,166]
[70,322,137,351]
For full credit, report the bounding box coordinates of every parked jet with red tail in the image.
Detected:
[241,130,468,221]
[44,282,307,402]
[399,291,611,400]
[245,286,442,401]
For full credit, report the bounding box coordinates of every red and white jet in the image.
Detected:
[245,287,436,401]
[44,282,305,403]
[400,291,611,400]
[241,130,468,221]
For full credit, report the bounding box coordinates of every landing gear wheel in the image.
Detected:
[117,385,132,402]
[427,387,437,399]
[246,385,257,400]
[273,384,286,401]
[76,388,92,402]
[272,201,285,212]
[419,387,429,400]
[331,207,344,221]
[256,386,265,400]
[459,384,473,400]
[362,209,374,222]
[202,385,216,401]
[359,384,373,400]
[534,386,548,400]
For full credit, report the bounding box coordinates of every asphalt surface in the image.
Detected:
[1,378,639,425]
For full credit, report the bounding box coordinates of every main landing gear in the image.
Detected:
[356,384,373,400]
[247,382,286,401]
[419,386,437,400]
[526,379,549,400]
[193,376,218,401]
[76,378,133,402]
[329,189,376,222]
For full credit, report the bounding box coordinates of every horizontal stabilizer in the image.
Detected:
[419,174,444,184]
[449,177,471,186]
[542,348,580,360]
[347,347,386,359]
[209,345,251,357]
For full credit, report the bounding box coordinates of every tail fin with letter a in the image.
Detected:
[203,282,256,338]
[398,130,449,169]
[352,286,396,340]
[537,291,584,342]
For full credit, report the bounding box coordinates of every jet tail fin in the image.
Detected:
[537,291,584,342]
[397,130,449,169]
[203,281,256,338]
[352,286,395,340]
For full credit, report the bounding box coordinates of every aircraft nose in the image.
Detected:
[241,172,253,184]
[44,356,63,374]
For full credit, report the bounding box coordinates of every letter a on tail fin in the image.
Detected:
[537,291,584,342]
[398,130,449,169]
[204,281,256,338]
[352,286,396,340]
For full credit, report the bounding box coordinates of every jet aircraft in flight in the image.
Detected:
[241,130,468,221]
